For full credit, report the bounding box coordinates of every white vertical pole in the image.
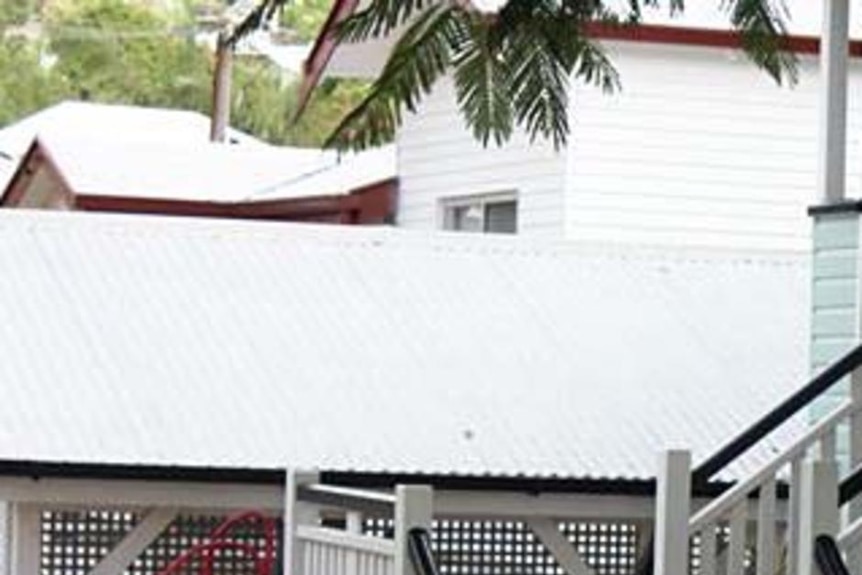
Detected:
[9,503,40,575]
[654,450,691,575]
[819,0,850,203]
[284,469,320,575]
[756,477,777,575]
[394,485,433,575]
[798,460,839,575]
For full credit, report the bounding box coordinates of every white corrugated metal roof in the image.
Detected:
[19,132,395,203]
[0,101,268,191]
[0,210,810,481]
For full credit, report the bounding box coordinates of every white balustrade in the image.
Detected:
[656,394,861,575]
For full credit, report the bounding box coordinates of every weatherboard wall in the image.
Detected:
[395,77,567,236]
[396,38,862,249]
[564,41,862,250]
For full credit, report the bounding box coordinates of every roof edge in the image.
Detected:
[300,16,859,111]
[0,459,732,496]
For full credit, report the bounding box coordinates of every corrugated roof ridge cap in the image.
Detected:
[0,209,809,267]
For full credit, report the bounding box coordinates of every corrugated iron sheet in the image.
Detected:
[0,211,811,481]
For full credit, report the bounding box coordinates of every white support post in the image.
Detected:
[88,508,176,575]
[284,469,321,575]
[654,450,691,575]
[394,485,433,575]
[528,518,594,575]
[798,461,839,575]
[9,503,40,575]
[819,0,850,203]
[0,502,9,575]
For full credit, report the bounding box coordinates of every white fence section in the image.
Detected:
[285,472,433,575]
[654,385,862,575]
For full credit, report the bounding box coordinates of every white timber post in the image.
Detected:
[394,485,433,575]
[798,460,839,575]
[819,0,850,203]
[9,503,40,575]
[654,450,691,575]
[284,469,320,575]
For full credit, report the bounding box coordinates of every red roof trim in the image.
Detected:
[299,14,862,109]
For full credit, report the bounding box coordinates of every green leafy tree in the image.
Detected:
[279,0,331,42]
[0,0,38,30]
[0,39,69,127]
[45,0,212,110]
[236,0,796,150]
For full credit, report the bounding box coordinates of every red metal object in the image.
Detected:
[156,510,277,575]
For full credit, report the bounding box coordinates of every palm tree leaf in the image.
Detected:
[326,3,468,150]
[722,0,798,84]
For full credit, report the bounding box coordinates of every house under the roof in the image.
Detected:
[1,135,397,224]
[300,0,862,250]
[0,208,815,575]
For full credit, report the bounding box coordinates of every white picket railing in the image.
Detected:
[656,395,862,575]
[284,472,433,575]
[296,525,396,575]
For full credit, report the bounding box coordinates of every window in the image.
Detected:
[441,194,518,234]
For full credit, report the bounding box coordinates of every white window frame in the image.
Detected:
[439,191,518,234]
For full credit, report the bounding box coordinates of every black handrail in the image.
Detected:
[693,343,862,484]
[815,535,852,575]
[636,343,862,575]
[407,527,440,575]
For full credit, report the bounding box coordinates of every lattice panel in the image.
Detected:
[365,518,641,575]
[40,509,280,575]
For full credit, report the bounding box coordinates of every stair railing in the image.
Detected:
[653,342,862,575]
[284,471,433,575]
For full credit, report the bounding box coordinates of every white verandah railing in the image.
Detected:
[654,344,862,575]
[284,472,433,575]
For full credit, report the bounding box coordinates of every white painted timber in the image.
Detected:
[755,476,777,575]
[297,526,396,556]
[654,450,690,575]
[0,477,282,510]
[397,77,566,237]
[88,508,177,575]
[394,486,433,575]
[527,518,594,575]
[0,502,7,575]
[797,461,839,575]
[565,42,862,250]
[9,504,40,575]
[819,0,850,203]
[726,502,747,575]
[690,398,856,532]
[285,470,321,575]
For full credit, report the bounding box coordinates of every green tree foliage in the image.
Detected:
[0,0,38,30]
[279,0,331,42]
[0,39,68,127]
[45,0,213,109]
[243,0,795,150]
[0,0,365,147]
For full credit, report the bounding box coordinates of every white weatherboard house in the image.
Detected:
[303,0,862,250]
[0,209,817,575]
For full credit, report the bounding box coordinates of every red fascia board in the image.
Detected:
[299,12,862,110]
[298,0,360,116]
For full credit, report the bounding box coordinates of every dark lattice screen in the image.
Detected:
[40,510,280,575]
[366,518,641,575]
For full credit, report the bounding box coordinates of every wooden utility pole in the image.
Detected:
[210,31,234,143]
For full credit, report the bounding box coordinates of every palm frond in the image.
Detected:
[451,13,513,147]
[722,0,798,84]
[336,0,429,44]
[326,3,468,150]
